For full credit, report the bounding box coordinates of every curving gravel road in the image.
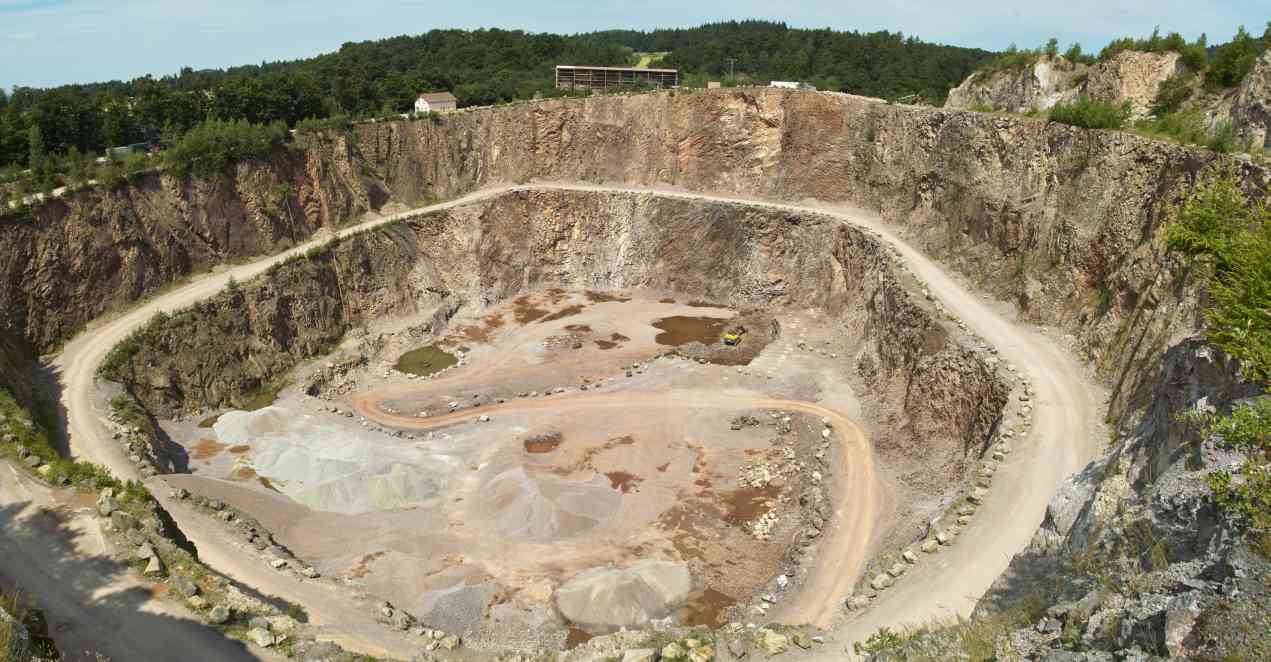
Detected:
[37,182,1102,658]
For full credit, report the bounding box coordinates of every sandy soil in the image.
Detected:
[43,182,1105,658]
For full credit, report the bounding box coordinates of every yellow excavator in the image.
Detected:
[722,325,746,346]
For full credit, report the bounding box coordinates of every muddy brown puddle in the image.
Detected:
[652,316,729,347]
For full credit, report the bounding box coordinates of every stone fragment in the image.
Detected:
[921,539,939,553]
[171,574,199,598]
[791,632,812,649]
[887,562,906,578]
[143,555,164,576]
[208,605,231,625]
[623,648,657,662]
[247,627,275,647]
[755,629,788,656]
[661,642,686,660]
[439,634,461,650]
[870,573,894,590]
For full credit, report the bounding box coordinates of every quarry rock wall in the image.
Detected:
[0,134,381,352]
[944,56,1084,113]
[6,88,1267,420]
[106,189,1006,492]
[356,89,1267,416]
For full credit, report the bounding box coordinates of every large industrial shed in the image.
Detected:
[555,65,679,91]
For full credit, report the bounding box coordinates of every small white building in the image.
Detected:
[770,81,817,91]
[414,92,457,113]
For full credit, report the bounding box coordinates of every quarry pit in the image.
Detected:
[99,186,1008,651]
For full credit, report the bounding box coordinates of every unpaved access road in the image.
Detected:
[0,463,271,662]
[40,182,1102,657]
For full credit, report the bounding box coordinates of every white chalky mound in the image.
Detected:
[214,406,457,514]
[554,560,692,629]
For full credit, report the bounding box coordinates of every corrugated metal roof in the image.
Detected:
[555,65,678,74]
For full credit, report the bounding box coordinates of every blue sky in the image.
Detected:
[1,1,1267,89]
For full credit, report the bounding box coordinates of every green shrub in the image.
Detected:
[1169,173,1271,551]
[1048,97,1132,129]
[162,119,288,179]
[1135,111,1244,153]
[1205,24,1269,89]
[1151,72,1195,115]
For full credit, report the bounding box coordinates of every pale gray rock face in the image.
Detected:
[1233,50,1271,148]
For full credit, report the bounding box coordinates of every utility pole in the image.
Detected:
[726,58,736,80]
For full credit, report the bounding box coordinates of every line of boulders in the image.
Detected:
[375,601,462,651]
[170,488,322,580]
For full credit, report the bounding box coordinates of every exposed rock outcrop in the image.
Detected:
[1082,50,1184,118]
[7,90,1266,423]
[0,138,383,352]
[945,56,1084,113]
[961,340,1268,660]
[1233,49,1271,148]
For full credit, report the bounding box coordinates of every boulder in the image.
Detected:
[754,628,788,656]
[623,648,657,662]
[143,555,164,576]
[870,574,894,590]
[171,574,199,598]
[246,627,275,648]
[187,595,207,610]
[97,489,119,516]
[208,605,232,625]
[727,637,749,658]
[920,539,939,553]
[661,641,687,660]
[688,644,715,662]
[791,632,812,649]
[110,510,137,531]
[887,562,907,578]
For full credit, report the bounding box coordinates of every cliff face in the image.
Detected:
[353,89,1265,417]
[1233,50,1271,148]
[945,56,1084,113]
[5,90,1264,420]
[106,188,1006,502]
[0,134,383,352]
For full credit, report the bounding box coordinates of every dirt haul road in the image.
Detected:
[0,464,271,662]
[45,182,1101,656]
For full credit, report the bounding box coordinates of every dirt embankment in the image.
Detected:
[106,188,1006,506]
[0,133,384,352]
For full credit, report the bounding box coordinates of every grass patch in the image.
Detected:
[238,377,289,411]
[394,344,458,377]
[1048,97,1131,130]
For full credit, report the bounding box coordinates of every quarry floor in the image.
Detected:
[14,182,1105,661]
[159,290,877,650]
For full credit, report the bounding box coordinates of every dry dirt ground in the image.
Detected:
[33,182,1104,660]
[163,290,877,650]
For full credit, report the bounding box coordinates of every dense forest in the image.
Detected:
[591,21,993,100]
[0,21,991,175]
